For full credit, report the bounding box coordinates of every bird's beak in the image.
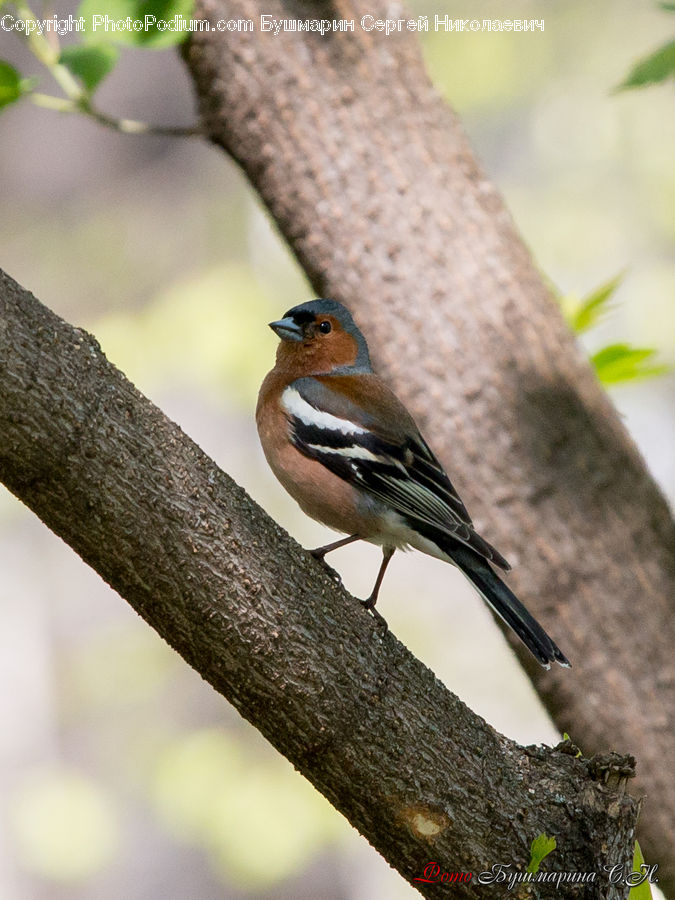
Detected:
[268,317,304,342]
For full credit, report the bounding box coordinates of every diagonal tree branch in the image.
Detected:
[184,0,675,889]
[0,269,641,897]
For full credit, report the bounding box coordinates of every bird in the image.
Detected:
[256,298,570,669]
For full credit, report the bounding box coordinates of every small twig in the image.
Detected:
[14,0,203,138]
[82,100,204,137]
[30,92,203,137]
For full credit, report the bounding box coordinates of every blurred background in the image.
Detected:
[1,0,673,897]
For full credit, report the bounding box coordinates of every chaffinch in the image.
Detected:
[256,299,569,669]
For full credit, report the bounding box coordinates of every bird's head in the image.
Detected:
[269,299,373,375]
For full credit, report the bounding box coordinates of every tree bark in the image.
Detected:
[183,1,675,892]
[0,269,643,897]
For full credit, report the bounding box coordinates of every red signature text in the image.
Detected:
[414,861,473,884]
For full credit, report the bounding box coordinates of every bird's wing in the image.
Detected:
[282,374,510,570]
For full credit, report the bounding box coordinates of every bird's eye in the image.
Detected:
[318,320,332,334]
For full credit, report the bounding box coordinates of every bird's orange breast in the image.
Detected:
[256,372,380,537]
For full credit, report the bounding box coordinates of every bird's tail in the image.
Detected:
[449,544,570,669]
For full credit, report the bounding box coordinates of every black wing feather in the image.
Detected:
[287,385,510,570]
[282,378,570,667]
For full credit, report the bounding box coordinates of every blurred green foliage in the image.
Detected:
[557,274,670,385]
[65,624,177,712]
[10,769,119,881]
[151,729,346,887]
[93,263,280,408]
[591,344,669,385]
[59,43,118,91]
[558,273,623,334]
[0,60,24,107]
[619,39,675,90]
[618,3,675,90]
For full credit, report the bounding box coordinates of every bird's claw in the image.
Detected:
[311,553,343,586]
[360,598,388,631]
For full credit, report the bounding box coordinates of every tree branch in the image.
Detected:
[0,269,641,897]
[184,1,675,890]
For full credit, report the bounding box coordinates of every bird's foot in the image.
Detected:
[360,597,388,631]
[310,550,343,586]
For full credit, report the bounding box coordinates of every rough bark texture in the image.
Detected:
[183,1,675,892]
[0,270,642,897]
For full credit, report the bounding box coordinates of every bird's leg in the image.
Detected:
[361,547,395,629]
[310,534,361,584]
[310,534,361,560]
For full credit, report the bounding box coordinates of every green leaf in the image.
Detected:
[628,841,654,900]
[618,39,675,90]
[591,344,670,385]
[566,272,623,335]
[59,45,119,92]
[78,0,195,48]
[659,2,675,12]
[527,834,556,875]
[0,61,23,110]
